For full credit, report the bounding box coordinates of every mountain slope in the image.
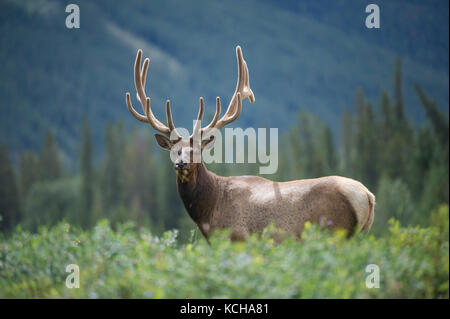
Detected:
[0,0,448,158]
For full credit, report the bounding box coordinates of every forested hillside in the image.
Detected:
[0,0,448,158]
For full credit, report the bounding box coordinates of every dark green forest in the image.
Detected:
[0,0,448,239]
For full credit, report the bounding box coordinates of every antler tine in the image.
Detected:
[126,92,148,122]
[221,93,242,127]
[166,100,181,140]
[201,97,222,136]
[140,58,149,104]
[205,46,254,132]
[132,55,149,114]
[140,98,168,135]
[126,49,177,137]
[134,49,145,103]
[166,100,175,131]
[191,97,205,138]
[236,47,255,103]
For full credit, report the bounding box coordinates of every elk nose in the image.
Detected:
[176,161,186,169]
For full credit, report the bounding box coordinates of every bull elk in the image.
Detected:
[125,46,375,241]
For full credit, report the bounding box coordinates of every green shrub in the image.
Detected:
[0,206,448,299]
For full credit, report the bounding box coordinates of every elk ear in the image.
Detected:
[154,134,172,150]
[201,136,215,151]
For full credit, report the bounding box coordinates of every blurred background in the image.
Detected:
[0,0,448,241]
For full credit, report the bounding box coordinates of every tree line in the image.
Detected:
[0,60,448,238]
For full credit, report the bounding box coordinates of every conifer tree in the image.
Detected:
[320,125,337,174]
[340,109,353,174]
[298,112,315,178]
[19,150,39,199]
[414,84,449,146]
[0,145,21,231]
[393,58,405,125]
[39,131,61,181]
[80,115,93,227]
[102,124,122,211]
[353,90,379,188]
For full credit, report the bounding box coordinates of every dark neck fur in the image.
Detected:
[176,162,218,227]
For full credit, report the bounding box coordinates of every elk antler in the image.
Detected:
[125,50,181,140]
[192,46,255,138]
[126,47,254,141]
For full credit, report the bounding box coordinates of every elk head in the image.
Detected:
[125,46,255,183]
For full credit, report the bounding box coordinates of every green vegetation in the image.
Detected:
[0,205,448,298]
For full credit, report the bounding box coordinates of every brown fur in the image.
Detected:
[176,162,374,241]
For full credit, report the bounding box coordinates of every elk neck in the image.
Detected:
[176,162,219,227]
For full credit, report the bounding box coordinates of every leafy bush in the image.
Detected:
[0,206,448,299]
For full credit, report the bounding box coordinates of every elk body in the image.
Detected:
[125,46,375,241]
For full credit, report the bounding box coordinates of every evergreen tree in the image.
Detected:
[412,84,449,217]
[39,131,61,181]
[393,58,405,124]
[380,91,393,138]
[122,130,154,227]
[19,150,39,199]
[154,152,171,232]
[288,124,303,179]
[353,90,379,188]
[298,112,315,178]
[340,108,353,174]
[79,115,93,227]
[320,125,337,174]
[102,124,123,211]
[408,127,435,197]
[0,145,21,231]
[381,64,413,181]
[379,90,398,179]
[277,128,300,181]
[414,84,449,146]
